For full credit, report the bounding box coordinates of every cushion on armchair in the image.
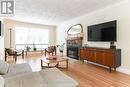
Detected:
[5,48,16,55]
[0,60,9,75]
[46,46,56,52]
[5,48,23,55]
[0,75,5,87]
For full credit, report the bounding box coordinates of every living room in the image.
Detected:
[1,0,130,87]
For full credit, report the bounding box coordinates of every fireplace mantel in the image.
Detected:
[66,37,83,40]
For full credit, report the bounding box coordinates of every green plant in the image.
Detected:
[25,45,31,51]
[57,43,65,53]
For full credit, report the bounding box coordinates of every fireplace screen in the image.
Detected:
[67,46,79,60]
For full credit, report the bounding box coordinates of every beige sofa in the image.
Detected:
[0,60,78,87]
[0,60,32,76]
[4,68,78,87]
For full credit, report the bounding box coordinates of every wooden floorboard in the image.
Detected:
[64,61,130,87]
[7,53,130,87]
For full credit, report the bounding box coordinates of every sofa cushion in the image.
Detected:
[4,72,48,87]
[0,75,5,87]
[3,63,32,78]
[0,60,9,75]
[39,68,78,87]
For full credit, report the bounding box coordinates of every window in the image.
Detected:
[15,27,49,49]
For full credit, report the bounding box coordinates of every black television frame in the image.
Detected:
[87,20,117,42]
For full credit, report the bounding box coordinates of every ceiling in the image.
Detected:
[10,0,123,25]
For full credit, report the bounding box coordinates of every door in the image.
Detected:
[103,51,115,67]
[95,50,104,64]
[86,49,96,62]
[80,48,86,60]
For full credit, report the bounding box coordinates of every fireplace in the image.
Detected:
[67,46,79,60]
[66,24,83,60]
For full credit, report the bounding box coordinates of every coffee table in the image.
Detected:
[41,56,68,70]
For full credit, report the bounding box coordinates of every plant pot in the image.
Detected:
[33,48,37,51]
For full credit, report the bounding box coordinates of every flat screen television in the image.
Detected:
[87,20,117,42]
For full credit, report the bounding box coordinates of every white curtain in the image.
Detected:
[15,27,49,49]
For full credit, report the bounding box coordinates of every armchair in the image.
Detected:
[45,46,56,56]
[5,48,24,62]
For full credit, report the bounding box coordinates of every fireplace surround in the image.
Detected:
[66,24,83,60]
[66,38,83,60]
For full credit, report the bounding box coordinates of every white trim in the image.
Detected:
[117,67,130,75]
[84,60,130,75]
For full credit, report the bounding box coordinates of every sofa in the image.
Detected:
[0,60,78,87]
[0,60,32,76]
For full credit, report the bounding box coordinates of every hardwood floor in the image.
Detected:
[64,61,130,87]
[7,53,130,87]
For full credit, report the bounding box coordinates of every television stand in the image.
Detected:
[80,47,121,72]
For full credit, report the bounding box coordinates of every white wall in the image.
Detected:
[57,0,130,74]
[0,18,4,60]
[0,37,4,60]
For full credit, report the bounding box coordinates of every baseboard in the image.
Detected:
[117,67,130,75]
[84,60,130,75]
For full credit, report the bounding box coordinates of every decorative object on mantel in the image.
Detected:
[57,43,65,56]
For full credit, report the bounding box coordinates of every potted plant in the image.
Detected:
[33,43,37,51]
[25,45,31,51]
[57,43,65,56]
